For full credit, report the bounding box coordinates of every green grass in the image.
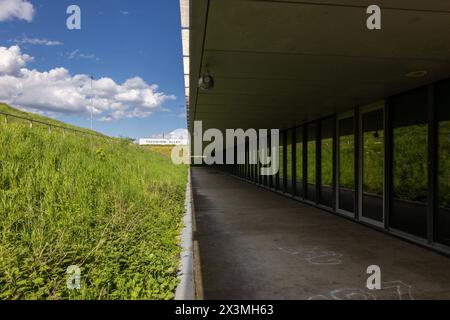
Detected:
[0,103,105,137]
[142,145,176,158]
[0,105,188,300]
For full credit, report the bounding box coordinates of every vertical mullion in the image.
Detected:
[428,84,437,244]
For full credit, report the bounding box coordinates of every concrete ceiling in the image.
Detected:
[189,0,450,132]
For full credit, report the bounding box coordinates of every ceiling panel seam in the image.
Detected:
[203,49,450,63]
[243,0,450,14]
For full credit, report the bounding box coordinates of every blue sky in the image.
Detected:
[0,0,186,139]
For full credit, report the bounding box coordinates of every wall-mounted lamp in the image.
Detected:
[198,65,214,90]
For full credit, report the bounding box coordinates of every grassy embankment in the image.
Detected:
[142,146,176,158]
[0,104,188,300]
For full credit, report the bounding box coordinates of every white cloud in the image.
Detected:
[169,128,188,140]
[13,35,62,46]
[0,45,176,121]
[120,10,129,15]
[66,49,98,60]
[0,0,35,22]
[151,128,188,139]
[0,45,33,75]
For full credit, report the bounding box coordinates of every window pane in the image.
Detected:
[295,128,303,197]
[436,80,450,246]
[250,147,253,180]
[338,116,355,213]
[391,88,428,238]
[307,123,317,202]
[278,134,284,191]
[269,136,274,188]
[286,130,293,194]
[264,142,268,186]
[361,109,384,222]
[246,148,249,180]
[320,118,334,207]
[256,145,260,184]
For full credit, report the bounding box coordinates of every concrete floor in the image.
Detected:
[191,167,450,300]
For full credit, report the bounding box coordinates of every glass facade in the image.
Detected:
[360,108,384,223]
[437,80,450,246]
[264,141,269,186]
[295,127,304,198]
[338,116,355,213]
[246,147,249,180]
[224,78,450,254]
[278,132,285,191]
[268,135,273,188]
[320,118,334,208]
[391,88,428,238]
[306,123,317,202]
[286,130,293,194]
[256,142,260,184]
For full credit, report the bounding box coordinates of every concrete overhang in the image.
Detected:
[185,0,450,132]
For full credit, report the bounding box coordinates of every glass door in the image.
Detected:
[306,123,317,203]
[436,80,450,246]
[320,118,334,208]
[359,104,385,227]
[337,112,355,217]
[295,127,304,198]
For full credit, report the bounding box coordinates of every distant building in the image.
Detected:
[138,137,188,146]
[139,129,189,146]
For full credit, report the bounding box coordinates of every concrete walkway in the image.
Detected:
[191,167,450,300]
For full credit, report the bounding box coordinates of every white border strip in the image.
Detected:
[175,170,195,300]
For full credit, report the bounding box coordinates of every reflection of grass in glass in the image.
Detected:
[296,142,303,181]
[339,135,354,190]
[256,153,260,180]
[279,145,284,178]
[363,131,384,195]
[439,121,450,208]
[276,122,445,205]
[308,141,316,184]
[286,143,292,179]
[393,124,427,203]
[321,138,333,186]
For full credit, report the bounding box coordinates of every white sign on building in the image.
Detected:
[139,129,189,146]
[139,138,187,146]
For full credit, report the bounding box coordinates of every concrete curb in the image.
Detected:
[175,170,195,300]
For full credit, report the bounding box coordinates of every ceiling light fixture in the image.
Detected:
[405,70,428,78]
[198,65,214,90]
